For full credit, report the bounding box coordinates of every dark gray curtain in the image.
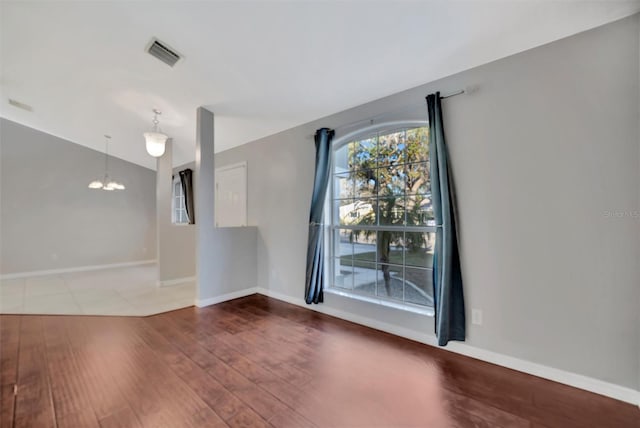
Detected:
[179,168,195,225]
[304,128,335,304]
[426,93,465,346]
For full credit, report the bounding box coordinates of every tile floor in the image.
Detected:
[0,265,195,316]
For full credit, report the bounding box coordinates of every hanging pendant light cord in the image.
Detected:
[89,134,124,190]
[105,142,108,175]
[104,138,110,180]
[152,110,161,133]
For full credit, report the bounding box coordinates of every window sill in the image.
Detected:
[324,287,434,317]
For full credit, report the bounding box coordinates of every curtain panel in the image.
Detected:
[304,128,335,304]
[426,93,466,346]
[179,168,195,225]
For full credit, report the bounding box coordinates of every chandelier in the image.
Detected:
[88,135,125,191]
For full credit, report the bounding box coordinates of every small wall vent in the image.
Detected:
[146,38,181,67]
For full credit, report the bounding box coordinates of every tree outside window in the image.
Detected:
[331,126,434,307]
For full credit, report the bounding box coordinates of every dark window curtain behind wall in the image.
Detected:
[304,128,335,304]
[179,168,195,224]
[426,93,466,346]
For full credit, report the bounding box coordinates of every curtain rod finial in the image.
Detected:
[464,84,479,95]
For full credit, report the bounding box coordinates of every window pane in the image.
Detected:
[404,232,434,269]
[378,165,405,197]
[405,127,429,164]
[406,162,430,194]
[406,194,434,226]
[375,231,404,266]
[334,229,354,260]
[351,230,376,263]
[335,199,355,226]
[354,169,377,196]
[334,257,353,290]
[352,262,377,297]
[343,198,375,226]
[377,130,406,166]
[376,263,403,301]
[352,137,377,171]
[333,173,353,200]
[378,197,405,226]
[403,267,433,306]
[334,143,352,173]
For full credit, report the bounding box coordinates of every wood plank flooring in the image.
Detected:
[1,294,638,427]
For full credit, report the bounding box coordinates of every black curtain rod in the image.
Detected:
[441,89,465,99]
[317,88,467,137]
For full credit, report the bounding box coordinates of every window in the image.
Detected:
[328,124,434,309]
[172,175,189,224]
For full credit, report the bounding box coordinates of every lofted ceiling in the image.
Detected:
[1,1,639,170]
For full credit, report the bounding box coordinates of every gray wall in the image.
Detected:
[637,15,640,397]
[166,161,196,281]
[197,226,257,302]
[156,140,197,284]
[215,15,640,389]
[156,138,173,283]
[194,107,257,302]
[0,118,156,274]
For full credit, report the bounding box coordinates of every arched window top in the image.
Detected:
[331,120,428,150]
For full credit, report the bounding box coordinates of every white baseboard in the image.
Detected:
[196,287,258,308]
[0,260,157,280]
[157,276,196,287]
[255,287,640,406]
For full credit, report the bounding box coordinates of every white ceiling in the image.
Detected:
[1,1,639,170]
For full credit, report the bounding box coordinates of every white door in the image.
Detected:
[215,162,247,227]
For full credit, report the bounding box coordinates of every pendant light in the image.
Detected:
[144,109,168,157]
[88,135,126,191]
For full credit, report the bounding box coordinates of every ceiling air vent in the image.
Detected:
[146,38,181,67]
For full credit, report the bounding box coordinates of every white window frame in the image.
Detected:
[172,175,189,225]
[324,120,435,316]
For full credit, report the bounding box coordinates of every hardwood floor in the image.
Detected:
[1,294,638,427]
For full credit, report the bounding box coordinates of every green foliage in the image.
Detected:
[348,127,429,194]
